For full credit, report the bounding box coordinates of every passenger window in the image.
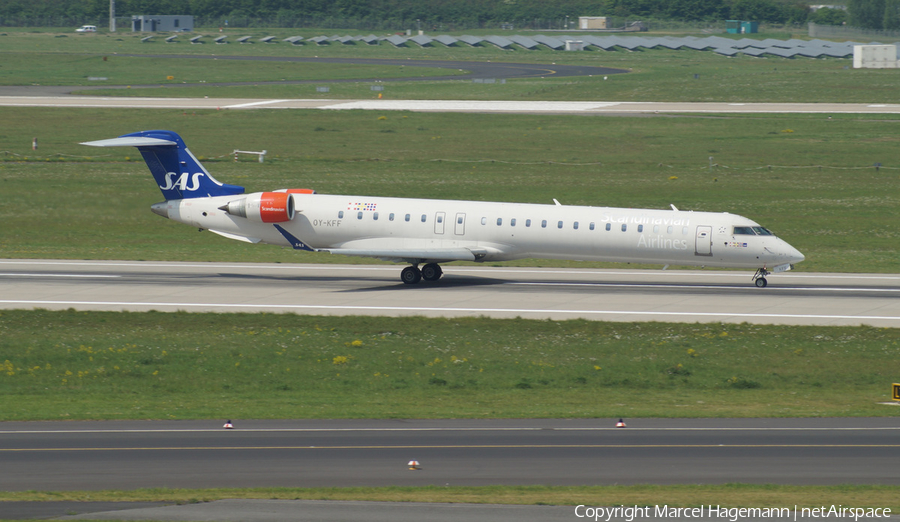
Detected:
[481,217,487,225]
[373,212,379,221]
[590,222,595,231]
[511,218,516,227]
[358,212,363,220]
[667,226,673,234]
[682,226,688,235]
[497,218,503,226]
[606,223,611,231]
[421,214,427,223]
[405,214,411,222]
[458,216,464,224]
[437,215,443,223]
[542,220,548,228]
[526,219,531,227]
[389,213,395,221]
[558,221,563,229]
[653,225,659,233]
[638,225,643,232]
[621,224,627,232]
[338,211,344,219]
[573,222,579,230]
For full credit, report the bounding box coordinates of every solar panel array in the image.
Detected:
[275,33,900,58]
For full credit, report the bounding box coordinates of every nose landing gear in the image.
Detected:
[752,268,769,288]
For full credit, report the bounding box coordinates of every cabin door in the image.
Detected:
[695,225,712,256]
[434,212,446,235]
[454,213,466,235]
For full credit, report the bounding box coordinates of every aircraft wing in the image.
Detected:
[323,248,486,264]
[272,224,489,263]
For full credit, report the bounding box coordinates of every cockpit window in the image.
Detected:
[734,226,775,236]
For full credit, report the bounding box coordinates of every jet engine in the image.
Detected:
[219,192,295,223]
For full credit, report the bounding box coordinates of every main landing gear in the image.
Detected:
[400,263,443,285]
[752,268,769,288]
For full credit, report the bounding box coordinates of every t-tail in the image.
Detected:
[81,130,245,200]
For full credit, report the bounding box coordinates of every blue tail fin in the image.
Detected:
[82,130,245,200]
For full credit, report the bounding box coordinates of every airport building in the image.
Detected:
[132,15,193,32]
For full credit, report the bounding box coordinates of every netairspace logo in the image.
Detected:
[574,505,892,522]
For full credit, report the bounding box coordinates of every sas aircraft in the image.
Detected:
[83,130,804,287]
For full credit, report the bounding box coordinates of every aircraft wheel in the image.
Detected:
[401,266,422,285]
[421,263,443,282]
[755,277,768,288]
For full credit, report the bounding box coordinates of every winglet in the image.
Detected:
[273,224,316,252]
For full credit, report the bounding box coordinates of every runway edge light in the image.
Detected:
[616,418,626,428]
[224,420,234,429]
[892,383,900,401]
[408,460,421,470]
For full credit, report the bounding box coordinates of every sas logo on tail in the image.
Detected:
[159,172,205,191]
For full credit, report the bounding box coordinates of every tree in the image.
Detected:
[809,7,847,25]
[847,0,885,29]
[884,0,900,29]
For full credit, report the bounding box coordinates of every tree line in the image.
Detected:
[0,0,879,29]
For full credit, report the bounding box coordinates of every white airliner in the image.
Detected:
[83,130,804,287]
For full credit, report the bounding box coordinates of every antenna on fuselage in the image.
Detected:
[670,204,679,211]
[553,199,562,206]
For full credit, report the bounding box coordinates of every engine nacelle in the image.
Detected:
[219,192,295,223]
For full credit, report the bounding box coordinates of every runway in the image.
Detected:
[0,260,898,326]
[2,418,899,491]
[2,96,900,114]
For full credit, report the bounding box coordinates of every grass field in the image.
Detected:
[3,484,899,511]
[1,310,898,420]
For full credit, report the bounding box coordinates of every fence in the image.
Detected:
[808,22,900,40]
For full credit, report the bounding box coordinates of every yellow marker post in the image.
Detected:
[893,383,900,401]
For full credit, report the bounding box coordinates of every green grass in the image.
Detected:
[1,108,898,273]
[1,310,898,420]
[2,484,899,511]
[0,52,462,86]
[2,31,899,103]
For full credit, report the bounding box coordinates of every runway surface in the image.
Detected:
[4,418,899,521]
[1,260,898,326]
[2,418,899,492]
[2,95,900,115]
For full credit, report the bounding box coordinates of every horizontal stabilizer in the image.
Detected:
[81,137,177,148]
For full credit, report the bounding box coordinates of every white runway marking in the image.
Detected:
[0,273,120,278]
[224,99,289,108]
[509,281,900,293]
[2,426,898,434]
